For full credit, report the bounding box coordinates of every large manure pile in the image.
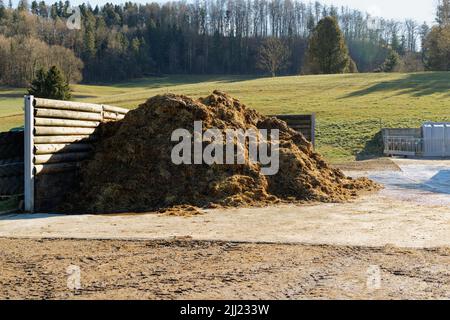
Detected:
[66,91,379,213]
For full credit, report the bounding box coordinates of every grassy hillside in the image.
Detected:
[1,72,450,162]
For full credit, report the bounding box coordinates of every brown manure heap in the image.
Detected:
[66,91,379,213]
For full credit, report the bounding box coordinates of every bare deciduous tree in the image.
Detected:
[257,37,290,77]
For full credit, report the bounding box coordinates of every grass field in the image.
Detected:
[1,72,450,162]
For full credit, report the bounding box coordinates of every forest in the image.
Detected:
[0,0,442,84]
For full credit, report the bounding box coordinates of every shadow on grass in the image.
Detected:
[356,130,384,160]
[0,92,25,99]
[342,72,450,98]
[86,74,259,90]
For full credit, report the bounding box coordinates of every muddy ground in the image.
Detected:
[0,238,449,300]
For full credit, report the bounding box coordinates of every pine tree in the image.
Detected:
[381,50,401,72]
[399,35,407,56]
[423,25,450,71]
[17,0,29,11]
[31,1,38,14]
[303,16,356,74]
[436,0,450,26]
[28,69,47,97]
[28,66,72,100]
[391,31,400,53]
[419,22,430,61]
[0,0,6,20]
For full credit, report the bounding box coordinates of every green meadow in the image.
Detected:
[1,72,449,162]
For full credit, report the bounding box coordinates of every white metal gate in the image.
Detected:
[422,122,450,157]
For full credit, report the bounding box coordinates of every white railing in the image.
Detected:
[383,136,423,156]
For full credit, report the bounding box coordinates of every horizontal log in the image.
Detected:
[294,131,311,136]
[103,105,129,115]
[290,128,311,133]
[34,98,103,113]
[34,126,96,136]
[273,114,313,121]
[34,162,80,175]
[288,123,311,130]
[285,120,312,125]
[0,175,23,195]
[103,111,125,120]
[34,152,91,164]
[34,143,93,155]
[34,135,95,144]
[35,170,77,188]
[35,108,102,121]
[35,117,100,128]
[0,162,23,177]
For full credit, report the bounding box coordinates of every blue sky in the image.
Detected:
[13,0,437,24]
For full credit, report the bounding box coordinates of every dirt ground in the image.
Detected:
[333,158,402,171]
[0,238,448,300]
[1,159,449,248]
[0,158,449,300]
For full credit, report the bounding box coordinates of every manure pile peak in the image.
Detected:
[66,91,379,213]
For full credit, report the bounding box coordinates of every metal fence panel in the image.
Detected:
[383,136,423,156]
[423,123,450,157]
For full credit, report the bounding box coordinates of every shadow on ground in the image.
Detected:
[356,130,384,160]
[0,213,62,221]
[342,72,450,98]
[387,170,450,195]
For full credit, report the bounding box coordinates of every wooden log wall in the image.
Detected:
[272,114,316,147]
[0,131,24,198]
[30,97,128,212]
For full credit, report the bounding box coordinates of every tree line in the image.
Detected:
[0,0,444,85]
[423,0,450,71]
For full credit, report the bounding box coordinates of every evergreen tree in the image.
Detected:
[28,66,72,100]
[391,31,400,53]
[38,1,48,17]
[28,68,47,97]
[423,25,450,71]
[0,0,5,21]
[0,0,428,82]
[82,15,96,60]
[303,16,355,74]
[17,0,29,11]
[399,35,407,55]
[422,0,450,70]
[31,1,38,14]
[436,0,450,26]
[419,22,430,62]
[380,50,401,72]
